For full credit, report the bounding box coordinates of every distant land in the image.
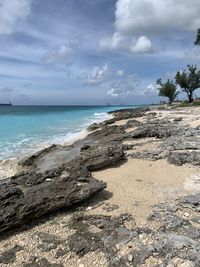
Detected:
[0,102,12,106]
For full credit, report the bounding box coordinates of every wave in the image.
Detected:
[0,111,113,160]
[46,112,112,145]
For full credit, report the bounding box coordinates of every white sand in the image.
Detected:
[91,159,199,224]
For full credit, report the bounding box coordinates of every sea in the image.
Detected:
[0,105,140,160]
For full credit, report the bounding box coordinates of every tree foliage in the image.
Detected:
[156,78,179,103]
[195,28,200,46]
[175,65,200,103]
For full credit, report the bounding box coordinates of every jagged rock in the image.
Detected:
[0,163,106,234]
[0,245,23,264]
[173,117,183,122]
[23,257,64,267]
[33,232,63,252]
[166,137,200,150]
[87,123,101,131]
[179,194,200,212]
[124,119,142,128]
[108,107,149,120]
[168,151,200,166]
[80,144,90,151]
[128,124,174,139]
[80,144,125,171]
[0,139,127,235]
[88,125,126,142]
[68,232,99,255]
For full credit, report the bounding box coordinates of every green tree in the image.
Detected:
[175,65,200,103]
[157,78,179,104]
[194,28,200,46]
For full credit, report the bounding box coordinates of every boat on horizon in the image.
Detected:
[0,102,12,106]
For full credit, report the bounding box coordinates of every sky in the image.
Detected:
[0,0,200,105]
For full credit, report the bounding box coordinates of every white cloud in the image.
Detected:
[106,74,140,97]
[130,36,153,54]
[141,84,157,96]
[0,0,32,34]
[100,33,153,54]
[99,32,128,51]
[42,45,73,65]
[80,64,109,85]
[115,0,200,34]
[107,87,130,97]
[116,70,124,76]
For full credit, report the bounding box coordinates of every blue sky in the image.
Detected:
[0,0,200,105]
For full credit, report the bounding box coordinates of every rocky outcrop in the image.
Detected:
[108,107,149,120]
[0,163,106,234]
[66,193,200,267]
[0,134,127,235]
[168,151,200,166]
[80,144,125,171]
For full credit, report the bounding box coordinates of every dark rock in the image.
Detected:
[103,118,116,125]
[124,119,142,128]
[162,213,186,230]
[166,137,200,150]
[87,123,101,131]
[0,164,106,234]
[88,125,126,142]
[23,257,64,267]
[0,245,23,264]
[108,107,149,121]
[55,247,69,258]
[129,124,172,139]
[80,144,125,171]
[168,151,200,166]
[80,144,90,151]
[68,232,100,256]
[33,232,63,252]
[173,117,183,122]
[180,194,200,212]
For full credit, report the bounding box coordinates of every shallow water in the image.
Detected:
[0,105,140,159]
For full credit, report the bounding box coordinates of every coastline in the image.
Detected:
[0,110,114,180]
[0,107,115,161]
[1,106,200,266]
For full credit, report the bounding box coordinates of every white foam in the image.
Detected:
[84,112,112,126]
[0,111,113,160]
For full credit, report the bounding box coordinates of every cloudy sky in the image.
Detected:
[0,0,200,105]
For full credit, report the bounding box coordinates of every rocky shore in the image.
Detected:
[1,106,200,266]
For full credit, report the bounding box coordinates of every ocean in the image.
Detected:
[0,105,140,160]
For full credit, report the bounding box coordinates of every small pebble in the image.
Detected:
[127,254,133,262]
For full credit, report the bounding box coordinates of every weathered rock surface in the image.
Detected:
[121,112,200,166]
[108,107,149,120]
[80,144,125,171]
[0,131,127,235]
[65,193,200,267]
[0,163,106,234]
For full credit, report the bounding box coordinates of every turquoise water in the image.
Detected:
[0,105,140,159]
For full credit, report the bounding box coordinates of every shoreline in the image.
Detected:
[0,106,117,161]
[1,106,200,266]
[0,111,114,180]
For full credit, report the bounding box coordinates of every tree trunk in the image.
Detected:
[188,93,193,103]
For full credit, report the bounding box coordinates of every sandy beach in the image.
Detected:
[1,106,200,266]
[91,159,199,224]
